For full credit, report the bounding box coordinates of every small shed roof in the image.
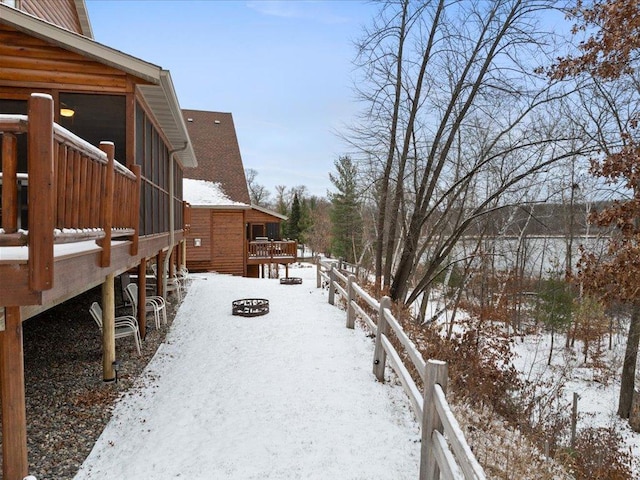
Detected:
[182,110,251,205]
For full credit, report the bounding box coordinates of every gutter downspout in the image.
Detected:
[162,142,188,295]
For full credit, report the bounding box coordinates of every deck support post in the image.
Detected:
[102,273,116,382]
[0,306,29,480]
[182,239,187,271]
[138,260,147,339]
[156,251,165,297]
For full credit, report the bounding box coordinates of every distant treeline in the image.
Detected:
[462,201,612,237]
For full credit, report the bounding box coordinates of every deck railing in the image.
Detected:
[0,93,140,290]
[247,240,297,260]
[317,258,486,480]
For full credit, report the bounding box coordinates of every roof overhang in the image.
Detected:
[0,4,197,168]
[138,73,197,168]
[74,0,93,39]
[251,204,288,220]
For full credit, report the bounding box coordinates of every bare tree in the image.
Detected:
[245,168,271,207]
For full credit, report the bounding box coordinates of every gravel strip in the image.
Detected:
[0,281,182,480]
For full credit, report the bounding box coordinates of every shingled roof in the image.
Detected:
[182,109,251,204]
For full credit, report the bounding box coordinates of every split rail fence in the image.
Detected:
[317,258,486,480]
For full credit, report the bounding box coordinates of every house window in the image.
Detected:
[266,222,281,240]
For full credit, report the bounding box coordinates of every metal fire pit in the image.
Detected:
[280,277,302,285]
[232,298,269,317]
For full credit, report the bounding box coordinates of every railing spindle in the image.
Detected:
[1,133,18,233]
[56,143,67,229]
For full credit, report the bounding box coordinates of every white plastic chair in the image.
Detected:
[151,263,182,301]
[177,265,189,291]
[89,302,142,356]
[124,282,167,329]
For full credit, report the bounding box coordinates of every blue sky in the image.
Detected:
[86,0,379,198]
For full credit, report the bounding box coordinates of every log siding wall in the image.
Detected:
[0,26,129,93]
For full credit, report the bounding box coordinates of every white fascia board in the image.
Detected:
[74,0,94,39]
[160,71,197,168]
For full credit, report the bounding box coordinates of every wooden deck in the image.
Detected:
[246,240,297,264]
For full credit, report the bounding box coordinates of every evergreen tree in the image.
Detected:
[329,156,362,263]
[289,192,301,240]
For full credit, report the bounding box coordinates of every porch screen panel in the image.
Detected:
[134,100,176,236]
[59,93,126,166]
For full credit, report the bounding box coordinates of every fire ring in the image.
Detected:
[232,298,269,317]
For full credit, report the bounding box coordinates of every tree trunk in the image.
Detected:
[548,325,554,366]
[618,304,640,419]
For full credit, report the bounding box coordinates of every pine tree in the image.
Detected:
[329,156,362,263]
[289,193,301,241]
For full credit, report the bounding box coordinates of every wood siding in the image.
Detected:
[18,0,82,35]
[186,208,212,270]
[0,25,132,93]
[245,209,282,224]
[185,209,245,275]
[211,211,244,276]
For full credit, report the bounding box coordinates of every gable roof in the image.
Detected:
[182,109,251,204]
[0,4,196,168]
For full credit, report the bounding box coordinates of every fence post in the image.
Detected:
[571,392,578,448]
[420,359,448,480]
[346,274,356,329]
[373,296,391,382]
[316,256,321,288]
[328,265,336,305]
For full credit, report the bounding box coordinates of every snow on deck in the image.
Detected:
[74,264,420,479]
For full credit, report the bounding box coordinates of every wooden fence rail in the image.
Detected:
[0,94,140,290]
[317,258,486,480]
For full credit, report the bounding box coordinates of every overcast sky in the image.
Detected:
[86,0,379,198]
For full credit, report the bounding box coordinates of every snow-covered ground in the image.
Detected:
[512,331,640,476]
[74,264,420,479]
